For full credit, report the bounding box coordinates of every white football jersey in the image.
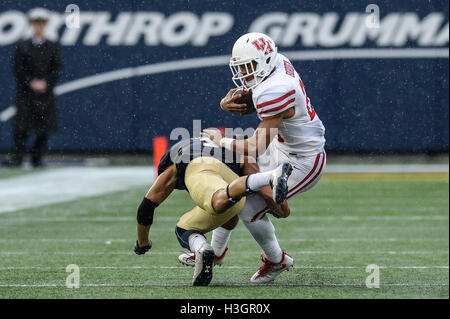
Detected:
[251,53,326,157]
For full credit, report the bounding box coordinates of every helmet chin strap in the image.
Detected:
[244,74,267,90]
[245,78,257,87]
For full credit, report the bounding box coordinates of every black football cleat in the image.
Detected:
[192,243,215,286]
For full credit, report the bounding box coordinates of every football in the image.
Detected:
[233,89,255,114]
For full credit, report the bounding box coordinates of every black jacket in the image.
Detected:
[13,39,62,134]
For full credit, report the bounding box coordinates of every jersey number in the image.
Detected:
[299,79,315,121]
[284,60,315,121]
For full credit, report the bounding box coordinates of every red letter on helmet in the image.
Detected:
[252,37,273,55]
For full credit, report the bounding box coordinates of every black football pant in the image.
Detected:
[12,129,48,167]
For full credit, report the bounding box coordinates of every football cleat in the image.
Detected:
[250,250,294,284]
[178,251,196,267]
[214,247,228,266]
[192,243,215,286]
[178,247,229,267]
[270,163,293,204]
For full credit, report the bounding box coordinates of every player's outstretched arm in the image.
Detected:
[145,164,177,203]
[135,164,177,254]
[209,106,295,157]
[203,111,285,157]
[238,114,283,157]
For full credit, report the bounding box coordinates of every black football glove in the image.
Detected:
[134,240,152,255]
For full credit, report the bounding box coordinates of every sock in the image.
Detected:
[242,216,283,263]
[246,170,274,192]
[188,233,207,253]
[211,227,232,256]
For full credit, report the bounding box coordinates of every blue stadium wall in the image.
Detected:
[0,0,448,153]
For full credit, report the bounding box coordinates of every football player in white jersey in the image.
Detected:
[179,32,326,283]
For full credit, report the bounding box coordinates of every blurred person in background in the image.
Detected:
[8,8,62,168]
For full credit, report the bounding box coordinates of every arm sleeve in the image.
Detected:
[46,42,62,90]
[255,84,296,118]
[12,41,32,87]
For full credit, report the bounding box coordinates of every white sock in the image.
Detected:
[246,170,274,192]
[211,227,232,256]
[188,233,207,253]
[242,216,283,263]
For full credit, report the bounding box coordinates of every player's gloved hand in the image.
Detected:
[134,240,152,255]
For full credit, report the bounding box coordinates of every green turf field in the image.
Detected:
[0,168,448,298]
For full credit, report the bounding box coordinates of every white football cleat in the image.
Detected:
[213,247,228,266]
[192,243,215,286]
[250,250,294,284]
[270,163,293,204]
[178,247,229,267]
[178,251,195,267]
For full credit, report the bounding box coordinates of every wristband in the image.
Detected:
[219,137,235,151]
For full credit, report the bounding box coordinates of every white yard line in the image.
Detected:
[0,237,446,243]
[0,282,447,288]
[0,250,448,255]
[1,215,448,223]
[0,167,154,214]
[287,226,448,232]
[325,164,449,173]
[0,265,448,271]
[288,237,448,243]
